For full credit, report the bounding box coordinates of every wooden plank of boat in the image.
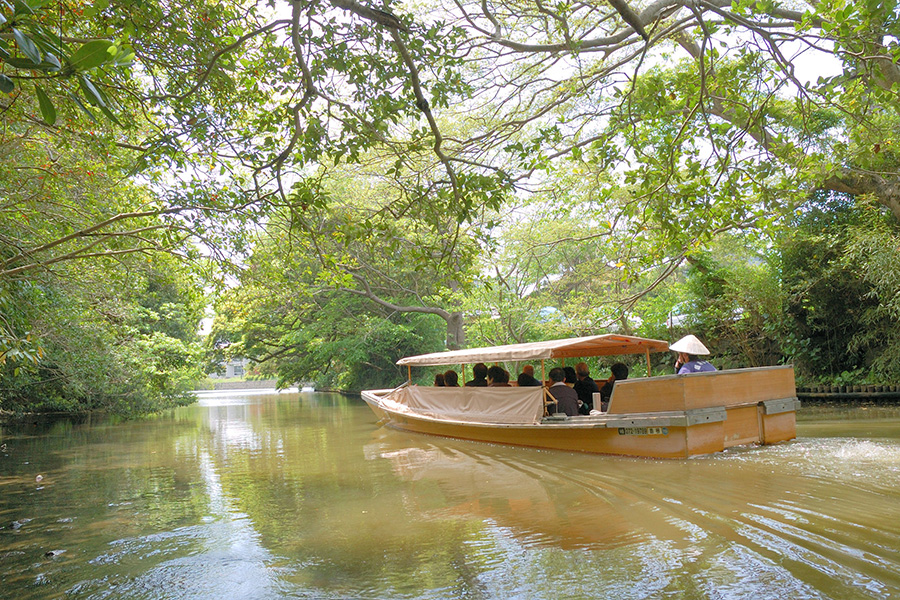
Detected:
[363,336,799,459]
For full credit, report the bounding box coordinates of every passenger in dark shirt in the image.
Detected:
[547,367,579,416]
[573,361,599,414]
[598,363,629,411]
[465,363,488,387]
[487,365,511,387]
[444,369,460,386]
[517,372,536,387]
[517,365,541,387]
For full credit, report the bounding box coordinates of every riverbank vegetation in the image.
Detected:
[2,0,899,411]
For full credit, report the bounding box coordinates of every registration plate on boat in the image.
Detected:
[617,427,668,436]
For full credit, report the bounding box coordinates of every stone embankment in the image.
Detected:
[797,385,900,401]
[211,379,278,390]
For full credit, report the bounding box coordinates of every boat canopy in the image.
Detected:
[397,334,670,367]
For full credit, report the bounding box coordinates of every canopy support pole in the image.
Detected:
[407,365,412,383]
[646,349,651,377]
[540,360,546,386]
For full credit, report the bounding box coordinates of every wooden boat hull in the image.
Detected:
[362,366,799,459]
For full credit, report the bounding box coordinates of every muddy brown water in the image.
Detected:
[1,392,899,599]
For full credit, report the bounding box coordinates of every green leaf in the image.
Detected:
[12,28,42,64]
[67,91,97,122]
[34,84,56,125]
[1,54,57,70]
[0,74,14,94]
[69,40,115,70]
[111,46,134,67]
[98,103,122,127]
[43,52,61,71]
[13,0,35,15]
[78,76,107,108]
[29,29,66,57]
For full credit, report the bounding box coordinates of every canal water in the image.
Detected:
[1,391,899,599]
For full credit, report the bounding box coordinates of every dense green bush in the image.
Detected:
[0,259,204,416]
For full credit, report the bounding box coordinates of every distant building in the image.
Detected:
[209,357,251,379]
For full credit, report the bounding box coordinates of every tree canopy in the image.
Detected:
[3,0,900,402]
[8,0,898,228]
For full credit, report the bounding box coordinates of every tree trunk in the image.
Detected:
[824,170,900,223]
[446,311,465,350]
[344,277,466,350]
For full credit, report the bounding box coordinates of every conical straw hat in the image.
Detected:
[669,334,710,355]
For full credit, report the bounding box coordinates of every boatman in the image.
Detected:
[671,335,718,374]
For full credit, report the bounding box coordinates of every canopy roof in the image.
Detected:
[397,334,670,367]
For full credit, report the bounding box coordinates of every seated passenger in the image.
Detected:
[573,361,599,414]
[487,365,511,387]
[517,365,541,387]
[598,363,628,411]
[670,334,717,374]
[465,363,489,387]
[518,372,538,387]
[434,373,445,387]
[444,369,460,386]
[563,366,577,387]
[547,367,579,416]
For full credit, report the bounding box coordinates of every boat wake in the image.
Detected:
[366,430,900,598]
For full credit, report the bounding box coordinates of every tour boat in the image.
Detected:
[361,334,799,459]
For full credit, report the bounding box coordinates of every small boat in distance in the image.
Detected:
[361,334,799,459]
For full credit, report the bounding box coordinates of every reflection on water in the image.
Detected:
[1,394,899,599]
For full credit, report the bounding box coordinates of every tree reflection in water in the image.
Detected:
[1,393,899,599]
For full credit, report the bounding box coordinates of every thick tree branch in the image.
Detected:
[0,207,189,273]
[329,0,408,32]
[824,171,900,222]
[608,0,649,41]
[343,273,465,348]
[389,29,463,206]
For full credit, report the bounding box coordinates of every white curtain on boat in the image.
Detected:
[390,386,545,424]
